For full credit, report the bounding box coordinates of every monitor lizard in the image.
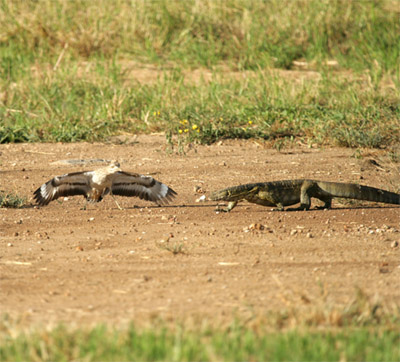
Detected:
[209,179,400,212]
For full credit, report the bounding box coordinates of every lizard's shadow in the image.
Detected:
[122,204,399,211]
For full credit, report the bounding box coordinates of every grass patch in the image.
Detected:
[1,324,399,362]
[0,191,27,208]
[157,241,186,255]
[0,0,399,147]
[1,66,399,147]
[1,0,399,71]
[1,289,399,361]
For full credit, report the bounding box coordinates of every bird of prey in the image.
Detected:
[33,161,177,209]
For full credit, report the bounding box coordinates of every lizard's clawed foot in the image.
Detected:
[215,206,230,213]
[286,206,309,211]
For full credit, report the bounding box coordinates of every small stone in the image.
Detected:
[290,229,297,236]
[391,241,398,248]
[88,217,95,222]
[76,246,84,251]
[7,243,13,247]
[252,258,260,266]
[194,185,204,193]
[249,223,264,231]
[306,232,313,238]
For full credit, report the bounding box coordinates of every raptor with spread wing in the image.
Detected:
[33,161,176,209]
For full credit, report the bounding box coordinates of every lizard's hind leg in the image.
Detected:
[315,196,332,209]
[290,181,315,210]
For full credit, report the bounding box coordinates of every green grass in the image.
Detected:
[1,65,398,147]
[1,324,399,362]
[0,191,26,208]
[1,289,399,361]
[0,0,399,147]
[1,0,399,71]
[157,241,186,255]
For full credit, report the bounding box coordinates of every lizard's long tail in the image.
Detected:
[319,182,400,205]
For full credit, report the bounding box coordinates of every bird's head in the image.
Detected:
[108,160,121,172]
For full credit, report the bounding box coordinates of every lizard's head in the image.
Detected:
[209,189,229,201]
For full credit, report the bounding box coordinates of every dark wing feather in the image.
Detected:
[33,171,92,206]
[111,171,177,204]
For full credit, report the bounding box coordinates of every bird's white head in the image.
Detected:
[108,160,121,172]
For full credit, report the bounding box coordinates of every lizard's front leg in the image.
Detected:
[215,201,238,212]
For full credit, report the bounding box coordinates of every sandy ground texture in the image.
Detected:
[1,135,399,328]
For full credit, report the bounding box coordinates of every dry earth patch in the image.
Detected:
[1,135,399,328]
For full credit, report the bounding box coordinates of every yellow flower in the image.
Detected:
[192,124,198,130]
[153,111,157,116]
[219,117,223,121]
[248,120,253,125]
[178,129,183,134]
[157,111,160,116]
[184,129,189,133]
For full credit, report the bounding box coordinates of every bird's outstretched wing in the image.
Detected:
[111,171,177,204]
[33,172,92,206]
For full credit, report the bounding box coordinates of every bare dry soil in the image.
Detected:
[1,135,399,328]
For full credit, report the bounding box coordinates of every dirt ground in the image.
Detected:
[1,135,399,329]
